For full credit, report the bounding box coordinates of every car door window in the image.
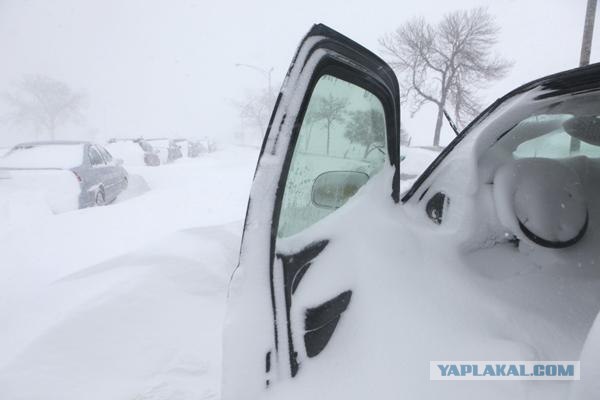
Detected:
[277,74,387,238]
[99,147,113,164]
[88,147,105,166]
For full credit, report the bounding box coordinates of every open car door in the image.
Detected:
[222,24,401,399]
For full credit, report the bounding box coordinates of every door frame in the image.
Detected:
[223,24,401,397]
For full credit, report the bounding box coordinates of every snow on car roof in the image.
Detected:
[105,141,146,166]
[146,139,171,147]
[0,143,85,169]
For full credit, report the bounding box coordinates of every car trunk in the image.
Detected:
[0,168,81,215]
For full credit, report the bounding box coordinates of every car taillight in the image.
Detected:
[72,171,82,182]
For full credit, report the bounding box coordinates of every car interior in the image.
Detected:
[410,89,600,363]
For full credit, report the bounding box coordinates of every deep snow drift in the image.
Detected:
[0,143,468,399]
[0,147,258,400]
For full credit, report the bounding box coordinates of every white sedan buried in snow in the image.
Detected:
[0,141,128,212]
[222,25,600,400]
[106,138,161,167]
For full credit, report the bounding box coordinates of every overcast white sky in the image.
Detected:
[0,0,598,147]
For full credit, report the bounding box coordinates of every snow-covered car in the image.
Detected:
[174,138,207,158]
[0,141,128,210]
[146,138,182,163]
[173,139,192,158]
[201,138,217,153]
[106,138,160,166]
[187,140,205,157]
[222,25,600,400]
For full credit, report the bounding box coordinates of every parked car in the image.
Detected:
[173,138,192,158]
[201,138,217,153]
[146,138,182,163]
[222,25,600,400]
[173,138,203,158]
[106,138,160,166]
[0,141,128,210]
[188,140,204,157]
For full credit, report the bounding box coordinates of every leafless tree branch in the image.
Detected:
[380,7,512,146]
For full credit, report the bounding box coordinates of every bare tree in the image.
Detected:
[400,127,411,147]
[234,87,276,146]
[234,63,277,147]
[309,94,348,155]
[4,75,86,140]
[380,7,511,147]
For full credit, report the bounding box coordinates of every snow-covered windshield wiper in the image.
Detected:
[443,109,460,136]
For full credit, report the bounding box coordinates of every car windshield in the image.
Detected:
[0,144,84,169]
[484,90,600,162]
[403,75,600,200]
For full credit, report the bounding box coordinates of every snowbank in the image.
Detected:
[0,169,80,217]
[0,146,259,399]
[0,224,240,400]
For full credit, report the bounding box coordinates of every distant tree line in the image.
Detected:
[3,75,86,141]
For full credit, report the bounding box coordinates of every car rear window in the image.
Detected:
[0,144,84,169]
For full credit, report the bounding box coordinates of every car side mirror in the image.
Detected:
[311,171,369,210]
[116,158,124,166]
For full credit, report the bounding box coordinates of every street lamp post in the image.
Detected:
[571,0,598,153]
[580,0,598,67]
[234,63,274,95]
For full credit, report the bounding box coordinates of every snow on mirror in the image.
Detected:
[277,74,387,238]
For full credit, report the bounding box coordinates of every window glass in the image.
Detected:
[89,147,105,166]
[277,74,387,238]
[514,115,600,159]
[98,146,113,163]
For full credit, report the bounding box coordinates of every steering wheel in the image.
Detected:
[493,158,588,248]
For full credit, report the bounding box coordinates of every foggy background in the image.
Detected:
[0,0,597,147]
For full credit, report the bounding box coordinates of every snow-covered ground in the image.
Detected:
[0,146,259,400]
[400,146,441,191]
[0,143,436,399]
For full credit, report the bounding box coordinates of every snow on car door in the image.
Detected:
[222,24,401,399]
[97,145,122,196]
[88,145,113,201]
